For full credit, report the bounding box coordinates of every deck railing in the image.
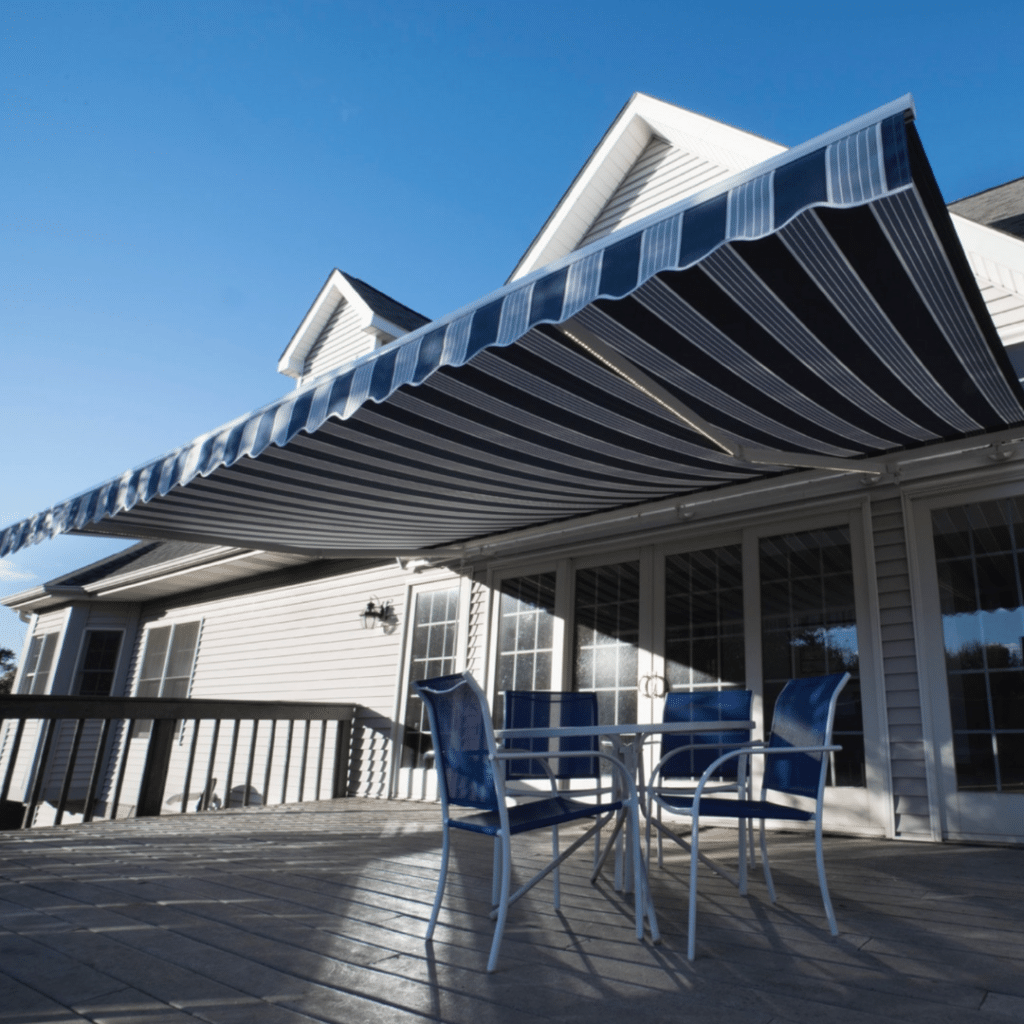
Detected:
[0,695,357,830]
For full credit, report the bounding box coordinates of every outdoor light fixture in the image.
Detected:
[360,599,394,630]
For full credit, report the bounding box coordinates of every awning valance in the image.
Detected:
[5,96,1024,559]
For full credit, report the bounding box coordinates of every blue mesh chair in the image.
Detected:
[413,672,652,972]
[645,689,754,869]
[657,672,850,960]
[502,690,608,871]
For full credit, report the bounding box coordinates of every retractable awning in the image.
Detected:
[5,96,1024,559]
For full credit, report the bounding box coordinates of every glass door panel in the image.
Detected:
[665,545,745,691]
[759,527,864,787]
[573,561,639,725]
[933,498,1024,796]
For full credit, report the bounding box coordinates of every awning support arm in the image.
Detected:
[561,320,888,476]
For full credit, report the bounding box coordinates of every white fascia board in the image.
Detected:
[509,92,786,282]
[366,314,407,341]
[81,546,251,596]
[951,213,1024,298]
[277,270,379,378]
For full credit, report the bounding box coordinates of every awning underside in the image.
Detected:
[5,101,1024,559]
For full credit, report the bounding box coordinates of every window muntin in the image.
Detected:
[573,561,639,725]
[760,527,864,787]
[76,630,123,696]
[933,498,1024,793]
[497,572,557,693]
[402,587,460,769]
[665,545,745,691]
[137,622,201,700]
[21,633,58,694]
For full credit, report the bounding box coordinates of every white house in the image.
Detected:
[4,93,1024,844]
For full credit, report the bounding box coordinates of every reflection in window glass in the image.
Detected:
[760,527,864,787]
[402,587,460,769]
[665,546,745,691]
[21,633,58,694]
[933,498,1024,793]
[498,573,557,693]
[574,562,639,725]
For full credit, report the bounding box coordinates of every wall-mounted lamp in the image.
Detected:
[360,599,395,632]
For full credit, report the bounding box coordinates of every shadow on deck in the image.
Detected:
[0,798,1022,1023]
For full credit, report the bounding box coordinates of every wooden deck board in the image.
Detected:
[1,799,1022,1024]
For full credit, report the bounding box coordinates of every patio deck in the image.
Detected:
[0,799,1021,1024]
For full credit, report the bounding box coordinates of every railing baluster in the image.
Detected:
[315,720,327,801]
[180,719,201,814]
[262,720,276,806]
[24,720,56,829]
[298,720,311,803]
[223,720,240,809]
[243,720,258,807]
[83,719,113,822]
[333,718,351,798]
[55,719,86,825]
[0,719,26,805]
[281,720,294,804]
[110,721,132,820]
[202,719,221,810]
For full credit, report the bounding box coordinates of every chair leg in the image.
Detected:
[491,837,502,906]
[759,818,776,904]
[687,811,700,961]
[487,831,513,973]
[737,816,747,896]
[628,799,658,943]
[815,815,838,935]
[552,825,561,909]
[657,805,664,867]
[427,823,451,940]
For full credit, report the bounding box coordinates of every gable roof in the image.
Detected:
[949,177,1024,240]
[277,270,430,380]
[509,92,785,281]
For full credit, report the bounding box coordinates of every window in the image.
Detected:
[75,630,123,696]
[497,572,557,693]
[401,587,460,769]
[136,622,202,699]
[21,633,58,694]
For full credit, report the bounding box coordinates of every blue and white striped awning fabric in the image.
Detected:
[5,97,1024,559]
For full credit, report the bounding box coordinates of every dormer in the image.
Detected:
[509,92,786,281]
[278,270,431,387]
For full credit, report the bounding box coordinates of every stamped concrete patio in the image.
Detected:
[0,798,1022,1024]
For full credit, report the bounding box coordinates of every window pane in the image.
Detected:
[166,622,201,680]
[30,635,58,694]
[140,627,171,682]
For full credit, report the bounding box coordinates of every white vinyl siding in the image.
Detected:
[977,280,1024,348]
[300,299,379,386]
[578,137,732,248]
[108,560,467,805]
[872,497,930,837]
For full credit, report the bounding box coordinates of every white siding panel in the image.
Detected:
[100,560,471,811]
[300,300,375,386]
[871,497,931,838]
[579,138,731,248]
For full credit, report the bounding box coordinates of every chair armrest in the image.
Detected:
[495,748,639,804]
[649,740,758,786]
[500,745,559,795]
[690,743,843,804]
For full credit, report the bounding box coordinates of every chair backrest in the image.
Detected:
[412,673,500,812]
[763,672,851,798]
[660,689,753,779]
[502,690,601,780]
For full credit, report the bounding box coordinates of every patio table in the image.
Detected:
[496,718,756,901]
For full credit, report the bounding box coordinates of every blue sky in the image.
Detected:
[2,0,1023,654]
